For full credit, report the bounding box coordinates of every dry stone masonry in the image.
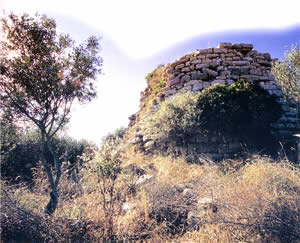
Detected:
[129,43,299,160]
[164,43,278,98]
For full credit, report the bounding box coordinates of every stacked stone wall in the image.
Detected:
[129,43,299,160]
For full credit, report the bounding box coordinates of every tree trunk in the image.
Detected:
[39,130,61,216]
[45,189,59,215]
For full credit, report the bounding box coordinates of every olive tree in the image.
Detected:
[272,44,300,128]
[0,13,102,215]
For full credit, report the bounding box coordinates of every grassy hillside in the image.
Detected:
[1,136,300,242]
[1,66,300,242]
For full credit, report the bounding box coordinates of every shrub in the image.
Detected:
[272,44,300,130]
[146,183,195,236]
[78,127,125,241]
[196,80,282,146]
[272,44,300,104]
[143,91,201,152]
[1,128,93,183]
[143,80,282,156]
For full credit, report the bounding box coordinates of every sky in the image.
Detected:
[1,0,300,145]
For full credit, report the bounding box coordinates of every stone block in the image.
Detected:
[240,75,261,81]
[182,67,190,72]
[129,136,143,145]
[242,57,253,61]
[198,49,208,54]
[181,74,191,82]
[214,48,228,54]
[182,85,192,91]
[202,82,210,89]
[257,60,272,67]
[225,53,235,57]
[232,56,241,61]
[259,76,270,81]
[192,83,203,91]
[176,63,186,70]
[175,83,184,89]
[203,68,218,77]
[232,43,253,52]
[217,66,225,72]
[232,60,250,66]
[207,48,214,54]
[197,54,206,59]
[185,80,200,86]
[166,67,175,74]
[206,54,219,58]
[196,63,209,69]
[165,88,177,96]
[211,80,225,86]
[217,42,232,49]
[169,76,180,86]
[287,123,297,129]
[209,61,220,69]
[191,59,202,64]
[226,79,234,85]
[263,53,271,60]
[271,90,283,96]
[216,75,226,80]
[271,123,285,130]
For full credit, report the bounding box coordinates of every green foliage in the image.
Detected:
[100,126,126,147]
[143,80,282,154]
[0,12,102,214]
[272,44,300,130]
[0,13,102,135]
[197,80,282,141]
[145,70,155,82]
[272,44,300,103]
[143,91,202,148]
[152,80,166,96]
[93,128,125,240]
[0,111,19,164]
[0,126,93,183]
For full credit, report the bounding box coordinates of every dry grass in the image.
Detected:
[1,151,299,242]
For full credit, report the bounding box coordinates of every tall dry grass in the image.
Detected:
[1,149,299,242]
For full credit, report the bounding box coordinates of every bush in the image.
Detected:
[146,183,195,236]
[272,44,300,104]
[1,127,93,183]
[78,127,126,241]
[143,91,202,151]
[272,44,300,131]
[196,80,282,145]
[143,80,282,155]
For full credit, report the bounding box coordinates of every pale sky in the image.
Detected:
[1,0,300,144]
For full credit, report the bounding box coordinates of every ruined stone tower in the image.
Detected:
[128,43,299,160]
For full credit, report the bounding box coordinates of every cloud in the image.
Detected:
[2,0,299,58]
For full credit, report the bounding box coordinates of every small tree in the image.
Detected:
[0,13,102,215]
[272,44,300,128]
[95,128,124,240]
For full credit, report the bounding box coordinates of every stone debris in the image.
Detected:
[136,174,153,185]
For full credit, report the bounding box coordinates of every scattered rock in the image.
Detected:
[122,201,136,213]
[123,164,145,176]
[136,174,153,185]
